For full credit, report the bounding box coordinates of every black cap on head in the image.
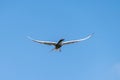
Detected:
[60,39,65,41]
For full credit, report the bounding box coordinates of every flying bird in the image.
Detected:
[28,33,93,52]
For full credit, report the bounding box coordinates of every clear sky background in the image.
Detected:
[0,0,120,80]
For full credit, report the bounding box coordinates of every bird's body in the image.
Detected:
[28,33,93,52]
[54,39,64,50]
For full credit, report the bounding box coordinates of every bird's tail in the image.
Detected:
[49,48,61,52]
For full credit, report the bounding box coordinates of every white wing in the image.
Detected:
[63,33,93,45]
[27,36,57,46]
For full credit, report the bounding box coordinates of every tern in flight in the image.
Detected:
[28,33,93,52]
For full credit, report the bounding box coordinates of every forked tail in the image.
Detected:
[49,48,61,52]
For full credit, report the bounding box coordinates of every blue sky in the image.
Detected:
[0,0,120,80]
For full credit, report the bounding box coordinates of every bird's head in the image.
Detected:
[57,39,65,44]
[60,39,65,41]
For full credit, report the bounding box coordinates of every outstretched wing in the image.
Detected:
[63,33,93,45]
[27,36,57,46]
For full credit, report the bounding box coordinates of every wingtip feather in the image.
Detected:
[27,36,34,40]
